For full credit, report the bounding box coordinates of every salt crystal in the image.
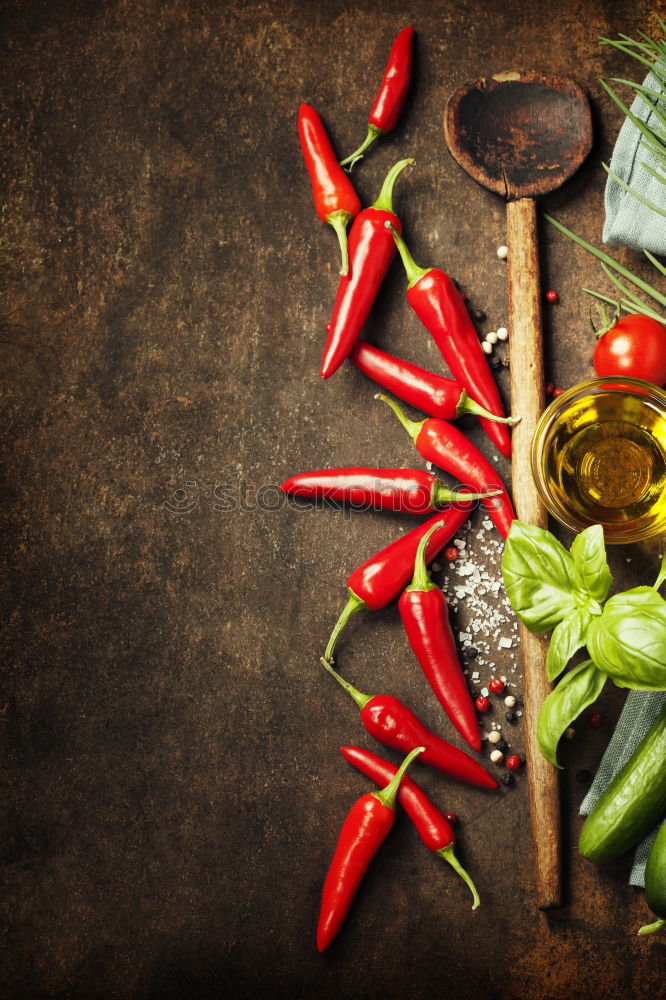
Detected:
[481,687,489,697]
[499,637,512,649]
[471,671,480,680]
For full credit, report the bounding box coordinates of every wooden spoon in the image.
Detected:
[444,71,592,909]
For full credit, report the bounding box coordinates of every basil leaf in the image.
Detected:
[545,609,590,681]
[501,521,579,633]
[570,524,612,602]
[587,587,666,690]
[537,659,607,767]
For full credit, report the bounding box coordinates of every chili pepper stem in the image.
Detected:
[373,745,425,808]
[456,388,521,426]
[638,918,666,936]
[327,209,354,276]
[372,157,415,212]
[375,392,422,441]
[434,484,502,506]
[320,656,372,711]
[323,590,367,664]
[406,521,443,593]
[436,843,481,910]
[339,124,384,171]
[385,221,432,287]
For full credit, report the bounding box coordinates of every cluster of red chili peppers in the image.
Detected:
[292,26,521,952]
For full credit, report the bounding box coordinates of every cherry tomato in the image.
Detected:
[593,314,666,385]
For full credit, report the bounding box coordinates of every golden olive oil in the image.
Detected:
[542,390,666,539]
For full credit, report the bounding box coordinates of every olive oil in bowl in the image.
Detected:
[532,378,666,543]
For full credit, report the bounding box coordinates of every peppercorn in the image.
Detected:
[488,677,505,695]
[506,754,522,771]
[587,711,603,727]
[488,730,502,745]
[485,330,498,345]
[552,386,564,398]
[473,308,486,322]
[490,355,500,370]
[504,694,516,708]
[444,546,458,562]
[490,749,504,764]
[546,289,559,303]
[469,688,480,699]
[482,341,492,355]
[496,245,508,260]
[445,812,458,826]
[496,739,508,752]
[505,710,516,723]
[467,648,478,659]
[475,695,490,713]
[545,382,554,395]
[496,326,508,341]
[500,772,515,786]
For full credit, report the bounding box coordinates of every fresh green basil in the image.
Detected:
[587,587,666,690]
[570,524,612,602]
[545,609,591,681]
[501,521,580,633]
[537,659,607,767]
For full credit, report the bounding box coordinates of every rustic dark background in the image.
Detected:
[2,0,665,997]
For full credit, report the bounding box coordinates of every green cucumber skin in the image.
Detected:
[646,817,666,920]
[579,704,666,864]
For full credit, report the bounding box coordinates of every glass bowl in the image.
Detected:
[531,376,666,543]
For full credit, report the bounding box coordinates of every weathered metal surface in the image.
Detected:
[1,1,664,997]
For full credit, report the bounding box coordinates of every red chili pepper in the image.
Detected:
[317,745,424,951]
[320,658,497,790]
[376,394,516,539]
[339,26,415,171]
[298,103,361,276]
[349,340,519,425]
[399,521,480,751]
[321,159,412,378]
[340,746,480,908]
[281,468,499,514]
[388,224,513,459]
[324,506,471,664]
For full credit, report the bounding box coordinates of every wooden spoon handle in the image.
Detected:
[506,196,561,909]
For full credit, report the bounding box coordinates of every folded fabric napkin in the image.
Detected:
[602,64,666,255]
[580,690,666,886]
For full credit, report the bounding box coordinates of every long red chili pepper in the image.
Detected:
[317,745,424,951]
[320,658,497,790]
[341,745,480,908]
[388,223,513,459]
[281,468,499,514]
[376,393,515,539]
[323,506,470,665]
[298,103,361,276]
[339,26,415,171]
[399,521,480,751]
[321,158,412,378]
[349,340,519,426]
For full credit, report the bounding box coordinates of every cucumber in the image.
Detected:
[638,816,666,936]
[579,704,666,863]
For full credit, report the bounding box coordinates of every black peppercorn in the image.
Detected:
[501,773,515,786]
[505,710,516,723]
[473,308,486,322]
[497,739,508,752]
[467,647,478,659]
[490,356,500,370]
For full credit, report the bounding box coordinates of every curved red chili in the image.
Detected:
[349,340,519,426]
[324,506,471,664]
[377,394,515,539]
[341,745,480,908]
[320,658,497,790]
[321,158,412,378]
[399,521,480,750]
[389,224,513,459]
[298,103,361,275]
[317,745,424,951]
[340,26,415,171]
[280,467,499,514]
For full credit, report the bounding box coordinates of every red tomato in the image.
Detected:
[593,314,666,385]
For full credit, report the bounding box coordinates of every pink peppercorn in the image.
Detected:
[444,546,458,562]
[475,695,490,713]
[488,677,505,695]
[445,812,458,826]
[546,290,559,303]
[506,754,522,771]
[588,711,603,727]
